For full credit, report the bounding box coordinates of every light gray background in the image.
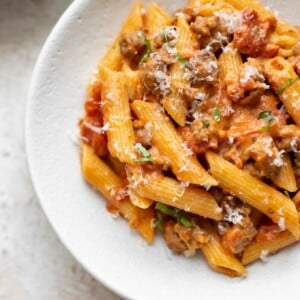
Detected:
[0,1,122,299]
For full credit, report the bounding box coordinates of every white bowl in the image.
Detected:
[26,0,300,299]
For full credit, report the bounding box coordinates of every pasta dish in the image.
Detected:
[79,0,300,276]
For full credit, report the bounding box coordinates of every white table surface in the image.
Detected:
[0,1,122,299]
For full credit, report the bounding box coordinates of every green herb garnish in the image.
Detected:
[202,120,210,127]
[155,203,192,228]
[135,143,153,163]
[276,77,300,95]
[284,190,290,198]
[156,211,164,230]
[138,32,152,64]
[177,53,189,68]
[163,28,188,68]
[213,107,221,123]
[258,111,274,132]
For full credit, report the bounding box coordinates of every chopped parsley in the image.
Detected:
[138,32,152,64]
[135,143,153,163]
[155,202,192,228]
[163,28,189,68]
[258,111,274,132]
[284,190,290,198]
[276,77,300,95]
[213,107,221,123]
[202,120,210,127]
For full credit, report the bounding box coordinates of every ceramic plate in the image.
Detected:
[26,0,300,299]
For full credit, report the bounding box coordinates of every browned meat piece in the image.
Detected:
[220,201,257,254]
[272,125,300,152]
[80,119,108,157]
[233,8,278,58]
[190,16,218,37]
[186,49,219,84]
[140,52,170,96]
[245,136,284,176]
[179,122,219,155]
[164,221,188,254]
[226,61,269,103]
[119,31,145,60]
[255,224,283,242]
[173,222,210,251]
[163,220,209,254]
[175,7,200,23]
[221,221,257,254]
[152,26,178,49]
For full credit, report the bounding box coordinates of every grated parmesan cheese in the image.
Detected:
[183,249,196,257]
[260,249,269,262]
[215,10,242,33]
[223,203,244,225]
[278,217,286,230]
[83,121,110,134]
[272,150,285,167]
[155,70,171,96]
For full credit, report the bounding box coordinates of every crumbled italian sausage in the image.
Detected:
[186,49,219,84]
[164,220,209,254]
[233,8,278,58]
[119,31,145,60]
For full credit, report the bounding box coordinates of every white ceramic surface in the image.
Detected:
[26,1,300,299]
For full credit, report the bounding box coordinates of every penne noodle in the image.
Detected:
[82,144,123,200]
[146,3,172,37]
[127,166,222,220]
[242,230,297,265]
[206,151,300,238]
[99,66,136,164]
[218,43,242,80]
[270,154,297,192]
[131,100,218,187]
[81,144,154,244]
[162,16,199,126]
[264,57,300,126]
[201,223,247,277]
[128,189,154,209]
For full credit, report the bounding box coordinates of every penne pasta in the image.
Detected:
[131,100,218,187]
[218,43,242,80]
[99,66,136,164]
[128,189,154,209]
[201,223,247,277]
[242,230,297,265]
[81,144,154,244]
[127,165,223,220]
[206,151,300,238]
[146,3,172,37]
[264,57,300,126]
[162,16,197,126]
[269,154,297,192]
